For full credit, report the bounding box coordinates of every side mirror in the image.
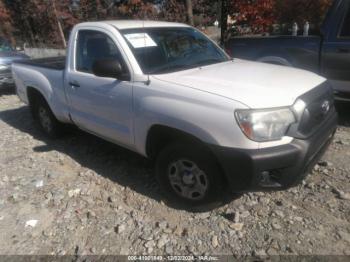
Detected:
[92,59,126,80]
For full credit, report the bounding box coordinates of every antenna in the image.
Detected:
[143,20,151,85]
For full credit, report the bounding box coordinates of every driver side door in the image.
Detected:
[66,29,134,148]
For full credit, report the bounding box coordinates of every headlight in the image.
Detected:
[235,108,296,142]
[0,64,9,71]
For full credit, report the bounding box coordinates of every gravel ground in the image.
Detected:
[0,87,349,256]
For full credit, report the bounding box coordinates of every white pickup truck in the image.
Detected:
[12,21,337,208]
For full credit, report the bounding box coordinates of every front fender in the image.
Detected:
[133,80,260,156]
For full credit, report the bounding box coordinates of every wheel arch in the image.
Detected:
[27,86,46,104]
[145,125,205,159]
[145,125,227,182]
[26,86,56,119]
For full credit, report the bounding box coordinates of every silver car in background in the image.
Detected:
[0,37,29,88]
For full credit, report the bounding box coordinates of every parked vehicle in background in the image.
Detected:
[0,37,29,88]
[12,21,337,208]
[225,0,350,101]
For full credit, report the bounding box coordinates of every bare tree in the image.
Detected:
[51,0,66,48]
[220,0,228,45]
[186,0,194,25]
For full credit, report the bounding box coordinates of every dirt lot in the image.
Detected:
[0,87,349,256]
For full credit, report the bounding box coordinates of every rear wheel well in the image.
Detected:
[26,86,64,138]
[27,87,46,117]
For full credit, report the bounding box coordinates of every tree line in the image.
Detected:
[0,0,332,48]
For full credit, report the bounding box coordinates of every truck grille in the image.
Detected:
[291,82,335,139]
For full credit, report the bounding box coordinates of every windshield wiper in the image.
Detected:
[148,59,225,74]
[149,64,197,74]
[193,58,224,67]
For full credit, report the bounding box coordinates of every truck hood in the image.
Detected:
[154,59,326,108]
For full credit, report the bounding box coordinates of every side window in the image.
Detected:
[340,7,350,37]
[76,30,128,74]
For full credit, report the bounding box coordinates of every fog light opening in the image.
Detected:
[259,170,282,188]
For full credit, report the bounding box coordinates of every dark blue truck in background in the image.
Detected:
[225,0,350,101]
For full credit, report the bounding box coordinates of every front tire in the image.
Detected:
[155,142,225,210]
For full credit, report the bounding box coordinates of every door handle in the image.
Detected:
[337,48,350,53]
[69,81,80,88]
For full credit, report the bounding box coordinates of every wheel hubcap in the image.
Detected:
[182,171,195,186]
[168,159,209,200]
[38,106,52,133]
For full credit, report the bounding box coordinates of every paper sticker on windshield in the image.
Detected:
[124,33,157,48]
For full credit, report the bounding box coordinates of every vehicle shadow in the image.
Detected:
[335,101,350,127]
[0,106,239,212]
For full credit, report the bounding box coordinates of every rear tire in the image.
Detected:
[155,142,225,211]
[31,96,63,138]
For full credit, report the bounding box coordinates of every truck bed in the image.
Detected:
[15,56,66,70]
[12,56,66,115]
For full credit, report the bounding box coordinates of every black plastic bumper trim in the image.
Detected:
[209,111,338,192]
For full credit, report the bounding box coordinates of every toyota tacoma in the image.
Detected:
[12,21,337,207]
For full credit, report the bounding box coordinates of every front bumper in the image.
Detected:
[210,110,338,192]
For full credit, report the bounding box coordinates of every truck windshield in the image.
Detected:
[120,27,229,74]
[0,38,13,52]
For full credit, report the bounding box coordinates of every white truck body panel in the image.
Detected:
[154,59,326,108]
[12,20,328,157]
[12,63,69,122]
[64,24,136,149]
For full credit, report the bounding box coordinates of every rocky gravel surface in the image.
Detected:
[0,88,349,256]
